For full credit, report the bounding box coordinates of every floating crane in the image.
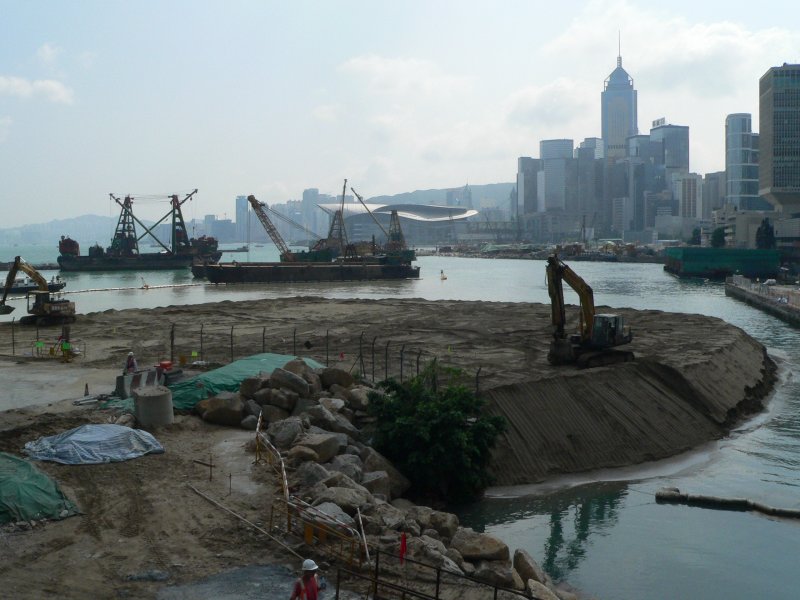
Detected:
[247,195,295,262]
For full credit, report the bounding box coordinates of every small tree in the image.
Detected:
[368,365,506,502]
[711,227,726,248]
[756,218,776,249]
[688,227,701,245]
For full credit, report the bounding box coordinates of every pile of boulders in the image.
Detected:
[193,359,577,600]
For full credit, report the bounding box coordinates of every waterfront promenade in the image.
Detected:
[725,275,800,327]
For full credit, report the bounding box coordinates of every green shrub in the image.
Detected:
[367,365,506,502]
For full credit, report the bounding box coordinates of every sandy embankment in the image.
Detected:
[0,297,775,598]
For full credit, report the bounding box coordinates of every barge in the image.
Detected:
[201,258,420,284]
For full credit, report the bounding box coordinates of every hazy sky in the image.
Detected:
[1,0,799,227]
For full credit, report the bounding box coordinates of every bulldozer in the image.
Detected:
[1,256,76,325]
[546,254,633,368]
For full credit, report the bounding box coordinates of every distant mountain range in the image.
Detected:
[0,183,515,245]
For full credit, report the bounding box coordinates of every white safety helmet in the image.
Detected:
[302,559,318,571]
[128,352,134,356]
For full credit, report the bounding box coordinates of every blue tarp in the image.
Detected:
[24,424,165,465]
[169,353,324,410]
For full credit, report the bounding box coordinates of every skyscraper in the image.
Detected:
[649,123,689,172]
[235,195,249,241]
[601,52,638,159]
[759,64,800,212]
[725,113,767,211]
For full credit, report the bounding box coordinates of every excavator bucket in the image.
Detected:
[0,305,15,315]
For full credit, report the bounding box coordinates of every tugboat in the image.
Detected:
[58,190,222,271]
[6,274,66,294]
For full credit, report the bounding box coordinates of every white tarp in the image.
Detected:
[24,424,164,465]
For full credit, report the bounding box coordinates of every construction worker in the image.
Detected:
[289,559,323,600]
[124,352,138,374]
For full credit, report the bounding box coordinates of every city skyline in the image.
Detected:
[1,1,799,227]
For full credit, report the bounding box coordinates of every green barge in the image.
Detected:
[664,247,780,279]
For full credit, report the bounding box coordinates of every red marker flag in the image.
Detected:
[399,532,407,565]
[339,352,345,360]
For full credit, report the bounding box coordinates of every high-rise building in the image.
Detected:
[759,64,800,212]
[703,171,726,219]
[235,195,249,241]
[671,172,704,219]
[539,140,576,212]
[649,122,690,173]
[725,113,767,211]
[516,157,541,216]
[601,53,638,159]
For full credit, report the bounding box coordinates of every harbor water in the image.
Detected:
[2,243,799,599]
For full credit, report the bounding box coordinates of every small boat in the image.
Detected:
[7,275,67,294]
[440,270,447,281]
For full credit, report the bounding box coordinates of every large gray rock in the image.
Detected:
[321,472,368,493]
[365,501,405,530]
[287,445,319,464]
[320,396,346,413]
[473,560,516,588]
[319,367,355,389]
[270,367,310,397]
[429,510,459,540]
[294,461,330,488]
[260,404,291,423]
[282,359,312,377]
[362,447,411,498]
[307,427,349,452]
[527,580,560,600]
[361,471,392,499]
[239,376,264,399]
[253,387,273,406]
[313,486,373,516]
[306,405,360,438]
[329,384,351,402]
[200,392,243,427]
[291,396,317,417]
[296,433,341,463]
[312,501,356,528]
[267,416,305,449]
[513,548,547,585]
[244,398,262,418]
[327,454,364,482]
[348,386,372,411]
[303,372,323,395]
[240,414,259,430]
[268,389,298,412]
[450,527,510,562]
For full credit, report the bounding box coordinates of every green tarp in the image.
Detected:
[0,452,78,524]
[169,353,325,411]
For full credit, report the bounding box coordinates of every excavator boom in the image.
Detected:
[1,256,76,324]
[545,255,632,367]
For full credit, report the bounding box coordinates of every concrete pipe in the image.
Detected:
[133,385,174,428]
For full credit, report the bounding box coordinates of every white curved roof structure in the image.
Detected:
[318,203,478,222]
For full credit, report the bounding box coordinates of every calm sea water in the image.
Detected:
[2,242,799,599]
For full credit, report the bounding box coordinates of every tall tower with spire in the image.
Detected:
[601,40,638,160]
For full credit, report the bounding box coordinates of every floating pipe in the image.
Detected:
[656,487,800,519]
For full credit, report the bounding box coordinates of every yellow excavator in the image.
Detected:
[546,254,633,368]
[1,256,76,325]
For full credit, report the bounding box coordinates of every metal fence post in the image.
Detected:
[417,350,422,376]
[384,341,390,381]
[200,323,204,362]
[170,323,175,363]
[475,366,482,397]
[293,328,296,355]
[371,336,377,382]
[262,326,266,353]
[11,317,15,355]
[230,325,234,362]
[400,344,406,382]
[359,332,365,377]
[432,357,438,392]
